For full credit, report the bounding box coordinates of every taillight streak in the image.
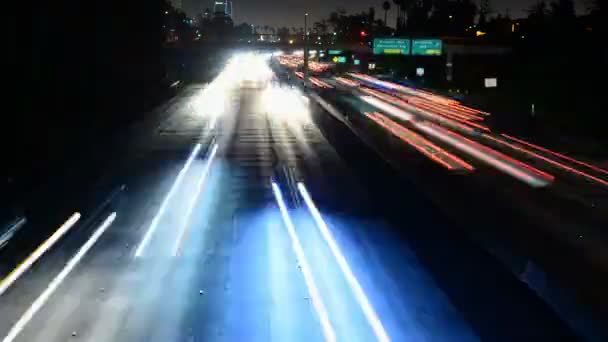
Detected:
[365,112,474,171]
[414,122,553,187]
[486,135,608,187]
[501,134,608,176]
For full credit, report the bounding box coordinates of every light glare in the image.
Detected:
[135,143,202,257]
[271,182,336,342]
[297,183,391,342]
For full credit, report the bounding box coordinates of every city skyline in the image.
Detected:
[181,0,588,28]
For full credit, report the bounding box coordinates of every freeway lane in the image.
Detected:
[1,53,578,341]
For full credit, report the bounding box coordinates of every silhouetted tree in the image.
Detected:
[453,0,477,34]
[382,1,391,26]
[313,21,329,35]
[527,1,548,26]
[234,22,253,40]
[478,0,491,27]
[277,27,290,42]
[393,0,405,31]
[324,9,385,42]
[428,0,476,35]
[549,0,576,33]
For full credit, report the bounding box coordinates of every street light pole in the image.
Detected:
[303,12,309,87]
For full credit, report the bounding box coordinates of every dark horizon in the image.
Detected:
[179,0,588,28]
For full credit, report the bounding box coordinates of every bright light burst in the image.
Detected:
[262,85,310,124]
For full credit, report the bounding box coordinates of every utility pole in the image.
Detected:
[303,12,309,87]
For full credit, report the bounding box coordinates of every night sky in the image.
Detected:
[182,0,587,28]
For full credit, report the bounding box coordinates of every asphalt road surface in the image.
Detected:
[0,54,581,341]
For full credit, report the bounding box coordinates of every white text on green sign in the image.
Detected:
[412,39,442,56]
[373,38,410,55]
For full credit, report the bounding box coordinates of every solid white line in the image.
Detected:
[271,182,336,342]
[0,213,81,297]
[298,183,391,342]
[2,212,117,342]
[135,144,202,257]
[172,143,219,256]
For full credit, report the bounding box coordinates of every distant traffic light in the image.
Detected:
[360,31,367,37]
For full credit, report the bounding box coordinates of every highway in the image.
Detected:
[0,53,587,341]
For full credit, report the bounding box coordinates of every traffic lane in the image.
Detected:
[261,85,472,340]
[0,80,221,340]
[269,106,478,341]
[0,84,211,279]
[0,137,217,341]
[302,97,579,341]
[332,78,607,192]
[172,161,324,342]
[326,91,608,332]
[164,92,324,342]
[265,84,476,340]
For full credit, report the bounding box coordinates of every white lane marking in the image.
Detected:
[172,143,219,256]
[135,144,202,257]
[2,212,117,342]
[0,213,81,296]
[271,182,336,342]
[298,183,391,342]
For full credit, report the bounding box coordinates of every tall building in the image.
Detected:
[213,0,232,18]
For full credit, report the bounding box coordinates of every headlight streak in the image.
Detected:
[172,143,219,257]
[297,183,391,342]
[271,182,336,342]
[0,213,81,296]
[2,212,117,342]
[135,143,202,257]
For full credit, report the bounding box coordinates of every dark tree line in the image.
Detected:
[12,0,175,186]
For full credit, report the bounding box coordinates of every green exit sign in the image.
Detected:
[412,39,442,56]
[328,50,343,55]
[373,38,410,55]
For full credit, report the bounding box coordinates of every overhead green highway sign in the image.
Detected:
[373,38,410,55]
[412,39,442,56]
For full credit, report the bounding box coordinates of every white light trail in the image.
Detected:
[297,183,391,342]
[414,123,551,187]
[360,96,415,122]
[135,143,202,257]
[0,212,81,296]
[271,182,336,342]
[2,212,117,342]
[172,143,219,256]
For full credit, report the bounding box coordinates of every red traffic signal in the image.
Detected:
[360,31,367,37]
